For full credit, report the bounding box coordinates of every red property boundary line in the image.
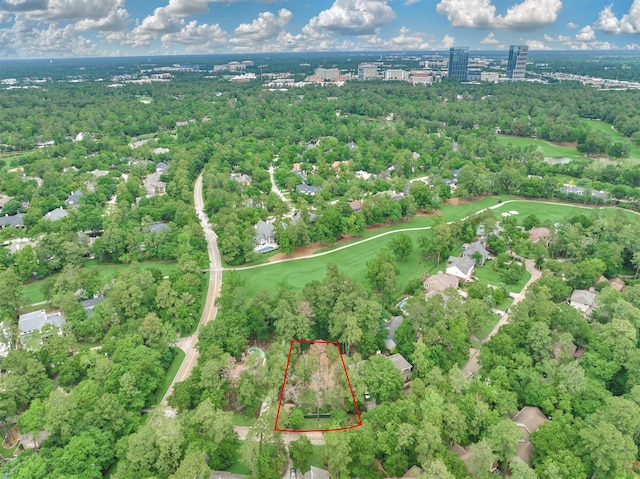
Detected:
[274,339,363,433]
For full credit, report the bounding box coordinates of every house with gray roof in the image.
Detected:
[446,256,475,282]
[511,406,549,466]
[297,184,322,195]
[462,240,490,265]
[231,172,252,186]
[144,172,166,197]
[304,466,330,479]
[18,309,65,349]
[568,289,596,316]
[91,169,109,178]
[43,207,68,221]
[423,272,459,300]
[387,353,412,381]
[254,220,277,251]
[142,222,169,233]
[80,297,105,317]
[156,162,170,173]
[383,316,405,351]
[0,213,25,229]
[65,190,83,207]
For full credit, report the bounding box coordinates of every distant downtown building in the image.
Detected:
[448,47,469,81]
[507,45,528,80]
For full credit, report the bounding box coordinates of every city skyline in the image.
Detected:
[3,1,640,58]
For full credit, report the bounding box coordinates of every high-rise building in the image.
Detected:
[358,63,379,81]
[448,47,469,81]
[507,45,528,80]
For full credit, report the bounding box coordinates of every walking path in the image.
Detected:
[462,258,542,377]
[269,163,289,203]
[161,173,223,405]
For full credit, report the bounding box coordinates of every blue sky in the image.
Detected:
[1,0,640,57]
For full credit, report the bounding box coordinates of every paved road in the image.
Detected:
[234,426,326,446]
[161,173,223,405]
[462,258,542,377]
[269,163,289,203]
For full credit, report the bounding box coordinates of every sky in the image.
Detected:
[2,0,640,58]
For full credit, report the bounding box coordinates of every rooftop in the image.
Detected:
[387,353,412,372]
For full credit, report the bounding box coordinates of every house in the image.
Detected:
[383,316,405,351]
[210,472,249,479]
[610,277,625,292]
[43,207,69,221]
[156,161,170,173]
[18,309,65,349]
[387,353,412,381]
[0,195,13,208]
[349,200,363,212]
[0,213,25,229]
[355,170,372,180]
[65,190,83,207]
[560,185,584,195]
[144,172,166,197]
[553,341,585,361]
[80,297,105,317]
[446,256,475,282]
[231,173,252,186]
[511,406,549,466]
[297,184,322,195]
[528,227,551,245]
[304,466,330,479]
[254,220,276,250]
[142,222,169,233]
[568,289,596,315]
[462,240,490,265]
[423,272,459,300]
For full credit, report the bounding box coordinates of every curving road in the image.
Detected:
[161,173,223,406]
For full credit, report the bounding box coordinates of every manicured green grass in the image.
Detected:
[299,417,334,431]
[477,313,502,339]
[153,348,185,404]
[495,135,585,161]
[0,444,17,459]
[230,199,639,300]
[21,260,179,305]
[473,260,532,294]
[232,413,255,427]
[583,119,640,161]
[227,460,251,475]
[309,445,325,470]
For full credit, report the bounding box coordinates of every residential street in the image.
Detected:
[161,173,223,405]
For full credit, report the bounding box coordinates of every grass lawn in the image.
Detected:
[0,444,17,459]
[227,460,251,475]
[153,348,185,404]
[477,313,502,339]
[309,445,325,470]
[232,413,255,427]
[298,417,334,431]
[495,135,586,161]
[473,260,531,294]
[583,119,640,162]
[230,199,639,300]
[21,260,179,305]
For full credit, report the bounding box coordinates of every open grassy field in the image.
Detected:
[21,260,179,304]
[231,199,639,300]
[473,260,532,294]
[153,348,186,404]
[495,135,586,161]
[583,119,640,161]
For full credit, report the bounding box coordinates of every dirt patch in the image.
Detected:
[3,425,18,448]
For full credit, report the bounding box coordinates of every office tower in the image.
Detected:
[358,63,379,81]
[448,47,469,81]
[507,45,528,80]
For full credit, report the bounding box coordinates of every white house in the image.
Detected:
[446,256,475,282]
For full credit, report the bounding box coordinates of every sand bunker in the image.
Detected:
[501,212,511,217]
[509,210,519,215]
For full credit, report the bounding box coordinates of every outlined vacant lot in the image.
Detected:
[274,340,362,433]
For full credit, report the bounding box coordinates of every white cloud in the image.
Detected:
[626,42,640,49]
[305,0,396,36]
[595,1,640,34]
[575,25,595,42]
[436,0,562,31]
[232,8,291,41]
[523,39,550,50]
[404,0,419,4]
[439,34,455,49]
[161,20,226,52]
[481,32,500,44]
[0,0,46,12]
[0,15,100,57]
[361,26,430,49]
[75,7,130,32]
[566,22,578,28]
